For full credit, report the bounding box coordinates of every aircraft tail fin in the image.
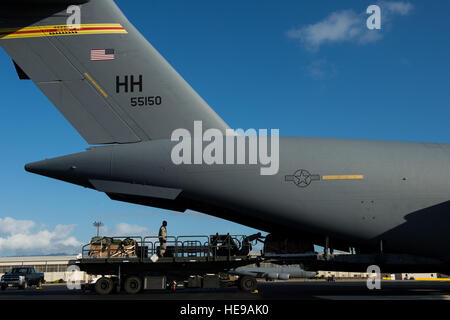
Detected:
[0,0,228,144]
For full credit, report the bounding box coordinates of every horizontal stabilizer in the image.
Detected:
[13,60,30,80]
[2,0,89,4]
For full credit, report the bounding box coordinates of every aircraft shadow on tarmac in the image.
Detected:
[1,281,450,300]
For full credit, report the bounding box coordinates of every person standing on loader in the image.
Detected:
[158,221,168,257]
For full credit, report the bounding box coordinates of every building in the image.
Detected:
[0,256,91,283]
[0,256,443,283]
[317,271,439,280]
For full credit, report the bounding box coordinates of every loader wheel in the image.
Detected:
[95,277,113,295]
[238,276,257,292]
[124,276,142,294]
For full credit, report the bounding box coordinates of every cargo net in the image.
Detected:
[88,237,138,258]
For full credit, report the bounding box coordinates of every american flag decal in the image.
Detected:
[90,49,115,61]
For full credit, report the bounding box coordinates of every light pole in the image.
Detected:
[93,221,104,237]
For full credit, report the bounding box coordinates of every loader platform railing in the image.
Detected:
[81,233,258,262]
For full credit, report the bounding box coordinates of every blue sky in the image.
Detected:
[1,0,450,256]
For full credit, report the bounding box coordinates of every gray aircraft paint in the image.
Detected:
[0,0,228,144]
[231,266,318,280]
[1,1,449,266]
[24,137,450,262]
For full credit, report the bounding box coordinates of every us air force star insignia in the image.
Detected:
[285,169,321,188]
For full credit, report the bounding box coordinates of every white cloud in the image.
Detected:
[0,217,81,256]
[287,10,367,51]
[306,59,337,79]
[0,217,35,236]
[382,1,414,16]
[287,2,413,51]
[104,223,150,237]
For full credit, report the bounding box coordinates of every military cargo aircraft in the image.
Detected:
[1,0,449,273]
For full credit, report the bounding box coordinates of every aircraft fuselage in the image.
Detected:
[25,136,450,263]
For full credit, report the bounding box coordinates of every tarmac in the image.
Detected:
[0,280,449,300]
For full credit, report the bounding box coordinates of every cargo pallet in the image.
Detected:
[70,234,261,295]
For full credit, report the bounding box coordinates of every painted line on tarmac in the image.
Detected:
[315,295,450,300]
